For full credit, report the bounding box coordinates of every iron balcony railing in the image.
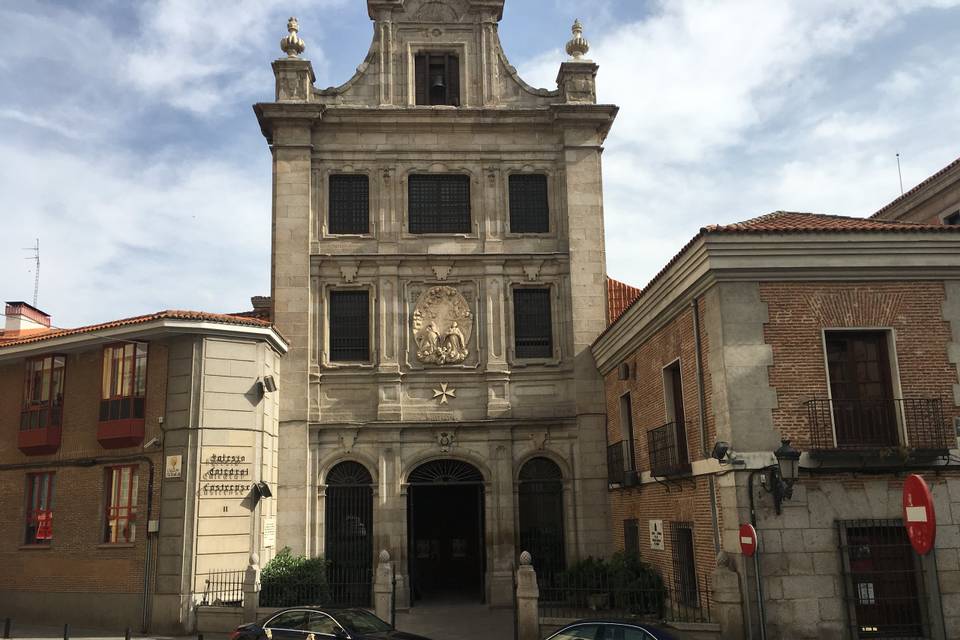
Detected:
[606,440,638,486]
[647,422,691,477]
[805,398,951,452]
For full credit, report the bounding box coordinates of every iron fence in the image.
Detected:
[805,398,950,452]
[647,422,690,477]
[197,570,244,607]
[537,569,711,624]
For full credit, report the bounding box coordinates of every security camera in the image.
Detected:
[144,436,162,450]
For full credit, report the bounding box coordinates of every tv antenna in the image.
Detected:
[896,153,904,196]
[23,238,40,307]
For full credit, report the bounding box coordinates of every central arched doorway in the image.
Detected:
[407,459,485,604]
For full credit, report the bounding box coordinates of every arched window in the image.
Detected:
[408,459,483,484]
[325,461,373,605]
[518,457,565,584]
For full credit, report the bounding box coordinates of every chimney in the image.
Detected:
[4,301,51,333]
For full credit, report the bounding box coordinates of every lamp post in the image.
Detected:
[766,439,801,514]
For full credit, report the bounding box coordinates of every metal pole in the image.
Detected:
[63,624,69,640]
[125,628,131,640]
[3,617,10,639]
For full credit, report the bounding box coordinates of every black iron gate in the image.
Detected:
[518,457,566,587]
[325,461,374,606]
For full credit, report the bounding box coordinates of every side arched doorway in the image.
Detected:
[407,459,485,604]
[325,461,373,606]
[518,457,566,586]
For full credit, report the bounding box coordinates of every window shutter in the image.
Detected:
[408,174,470,233]
[329,291,370,361]
[509,174,549,233]
[446,54,460,106]
[514,288,553,359]
[415,53,428,105]
[329,175,369,234]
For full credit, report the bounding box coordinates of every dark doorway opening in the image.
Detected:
[518,457,566,588]
[325,461,374,606]
[408,459,485,604]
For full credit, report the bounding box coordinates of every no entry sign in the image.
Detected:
[902,474,936,556]
[739,523,758,557]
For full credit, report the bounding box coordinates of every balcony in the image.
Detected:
[805,398,951,455]
[607,440,639,487]
[18,404,63,455]
[647,421,691,477]
[97,397,145,448]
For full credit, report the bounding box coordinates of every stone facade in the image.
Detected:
[593,215,960,639]
[0,312,286,633]
[255,0,618,607]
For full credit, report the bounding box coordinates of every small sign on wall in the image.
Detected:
[165,455,183,479]
[649,519,664,551]
[263,516,277,548]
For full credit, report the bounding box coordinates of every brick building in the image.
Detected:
[0,302,286,632]
[592,211,960,639]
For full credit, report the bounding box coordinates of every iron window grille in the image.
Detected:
[99,343,147,422]
[623,519,640,557]
[509,174,549,233]
[648,421,691,477]
[414,52,460,106]
[329,290,370,362]
[408,174,471,234]
[21,355,65,431]
[670,521,699,607]
[328,175,369,234]
[518,457,566,586]
[837,519,929,639]
[513,288,553,359]
[104,465,138,544]
[25,472,54,545]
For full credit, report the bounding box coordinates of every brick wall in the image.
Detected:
[0,341,167,596]
[603,297,719,588]
[760,281,959,449]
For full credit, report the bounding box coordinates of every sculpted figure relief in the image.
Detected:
[413,286,473,365]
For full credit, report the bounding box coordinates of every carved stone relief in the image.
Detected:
[412,286,473,365]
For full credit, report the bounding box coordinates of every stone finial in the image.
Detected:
[281,16,306,58]
[379,549,391,563]
[520,550,532,566]
[565,19,590,60]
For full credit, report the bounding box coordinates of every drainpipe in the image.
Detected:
[691,298,721,554]
[748,471,768,640]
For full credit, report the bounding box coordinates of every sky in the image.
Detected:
[1,0,958,328]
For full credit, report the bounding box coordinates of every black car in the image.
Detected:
[230,607,433,640]
[544,619,678,640]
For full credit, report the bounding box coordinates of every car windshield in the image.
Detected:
[334,610,392,633]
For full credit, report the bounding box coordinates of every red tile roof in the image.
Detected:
[871,155,960,219]
[602,211,960,336]
[0,310,276,349]
[607,277,642,325]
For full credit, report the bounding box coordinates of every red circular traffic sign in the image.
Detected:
[739,523,758,557]
[903,474,936,556]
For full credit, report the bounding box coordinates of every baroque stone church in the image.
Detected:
[255,0,617,607]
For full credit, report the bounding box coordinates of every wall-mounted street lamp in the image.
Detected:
[762,439,802,515]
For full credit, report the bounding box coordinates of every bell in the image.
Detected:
[431,73,446,89]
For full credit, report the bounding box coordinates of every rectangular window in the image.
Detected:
[328,174,369,234]
[408,174,471,234]
[414,52,460,106]
[838,519,926,638]
[329,291,370,362]
[25,472,54,545]
[825,331,898,448]
[21,355,65,431]
[513,288,553,359]
[99,343,147,422]
[662,360,690,469]
[670,521,698,606]
[619,393,635,471]
[623,519,640,557]
[509,174,549,233]
[104,465,138,543]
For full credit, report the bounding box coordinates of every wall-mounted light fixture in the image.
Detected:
[762,439,801,515]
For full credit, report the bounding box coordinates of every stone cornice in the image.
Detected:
[253,102,324,142]
[592,232,960,374]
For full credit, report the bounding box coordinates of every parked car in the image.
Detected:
[230,607,433,640]
[544,619,679,640]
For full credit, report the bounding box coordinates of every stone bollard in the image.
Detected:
[374,550,395,625]
[516,551,540,640]
[243,553,261,624]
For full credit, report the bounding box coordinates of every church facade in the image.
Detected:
[255,0,617,606]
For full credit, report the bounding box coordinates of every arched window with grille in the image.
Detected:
[518,457,565,585]
[325,461,374,606]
